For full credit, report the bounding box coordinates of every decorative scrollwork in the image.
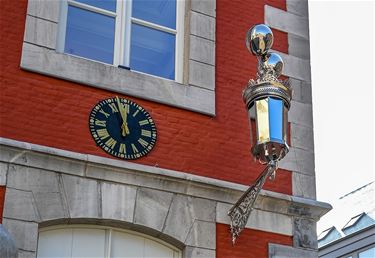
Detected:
[228,161,277,244]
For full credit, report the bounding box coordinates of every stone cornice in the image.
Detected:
[0,137,331,221]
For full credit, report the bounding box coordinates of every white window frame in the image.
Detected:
[57,0,185,83]
[38,224,182,258]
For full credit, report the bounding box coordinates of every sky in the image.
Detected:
[308,0,374,209]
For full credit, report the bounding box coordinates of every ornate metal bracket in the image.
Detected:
[228,161,277,244]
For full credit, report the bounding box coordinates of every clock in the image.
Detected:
[89,96,157,160]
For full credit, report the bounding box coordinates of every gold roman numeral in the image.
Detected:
[132,109,140,117]
[96,129,110,140]
[138,119,149,126]
[105,137,117,149]
[138,138,149,147]
[124,104,130,114]
[109,103,119,113]
[131,143,139,153]
[119,143,126,154]
[141,129,151,137]
[95,120,106,127]
[99,109,110,118]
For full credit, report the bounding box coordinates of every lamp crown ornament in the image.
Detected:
[228,24,292,244]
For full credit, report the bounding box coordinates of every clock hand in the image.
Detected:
[116,96,130,136]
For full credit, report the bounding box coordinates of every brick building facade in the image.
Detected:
[0,0,330,257]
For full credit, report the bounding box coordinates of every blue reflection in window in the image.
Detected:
[133,0,176,29]
[268,97,283,143]
[74,0,116,12]
[65,5,115,64]
[130,24,175,80]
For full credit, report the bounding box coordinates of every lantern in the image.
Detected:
[228,24,292,244]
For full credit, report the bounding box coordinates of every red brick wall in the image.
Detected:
[216,223,292,258]
[0,0,291,194]
[0,186,5,224]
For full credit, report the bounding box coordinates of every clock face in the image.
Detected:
[89,97,157,160]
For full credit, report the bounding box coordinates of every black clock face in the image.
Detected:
[89,97,157,160]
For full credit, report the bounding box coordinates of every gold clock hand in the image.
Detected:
[116,96,129,136]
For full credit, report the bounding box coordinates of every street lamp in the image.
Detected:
[228,24,292,244]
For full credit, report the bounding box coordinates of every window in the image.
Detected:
[22,0,216,115]
[359,247,375,258]
[37,225,181,258]
[58,0,185,82]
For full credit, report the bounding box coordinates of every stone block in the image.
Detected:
[293,173,316,199]
[288,34,310,60]
[101,182,137,223]
[291,123,314,151]
[27,0,60,22]
[6,165,67,221]
[7,165,60,192]
[293,218,318,249]
[33,192,67,221]
[134,188,173,232]
[265,5,309,39]
[163,195,195,243]
[191,0,216,17]
[277,52,311,82]
[3,188,39,222]
[0,162,7,185]
[183,246,215,258]
[62,175,100,218]
[24,15,57,49]
[163,195,215,243]
[189,60,215,90]
[21,43,215,116]
[185,220,215,249]
[190,11,215,41]
[290,78,312,104]
[279,147,315,175]
[286,0,309,17]
[3,218,38,252]
[190,197,216,222]
[269,243,317,258]
[18,250,36,258]
[289,101,313,128]
[190,35,215,65]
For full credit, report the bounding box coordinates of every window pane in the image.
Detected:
[111,231,144,258]
[130,24,175,80]
[359,247,375,258]
[144,238,174,258]
[37,229,73,258]
[132,0,176,29]
[71,228,106,257]
[74,0,116,12]
[65,5,115,64]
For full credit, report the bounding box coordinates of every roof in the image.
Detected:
[318,181,375,247]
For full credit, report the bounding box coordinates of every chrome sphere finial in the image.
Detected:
[246,24,274,56]
[260,52,284,78]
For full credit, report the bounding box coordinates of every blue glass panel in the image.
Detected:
[74,0,116,12]
[133,0,176,29]
[130,24,175,80]
[268,97,284,143]
[65,5,115,64]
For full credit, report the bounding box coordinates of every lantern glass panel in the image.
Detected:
[255,99,270,143]
[268,97,283,143]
